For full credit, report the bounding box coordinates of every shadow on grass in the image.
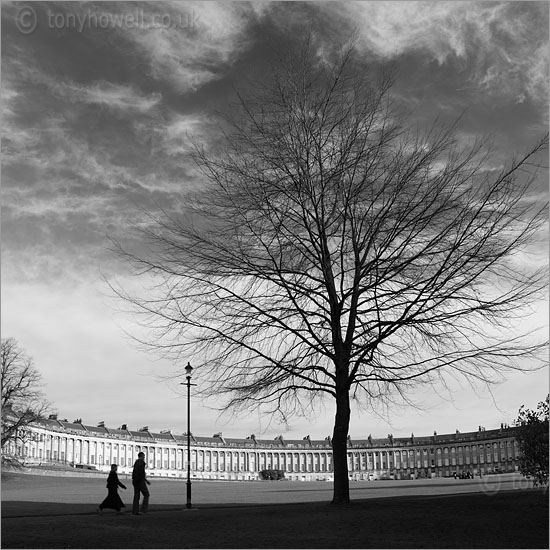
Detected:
[2,501,183,518]
[2,491,548,549]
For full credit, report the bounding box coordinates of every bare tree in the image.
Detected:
[114,43,548,504]
[1,337,51,463]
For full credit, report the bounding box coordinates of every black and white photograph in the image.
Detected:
[2,1,548,548]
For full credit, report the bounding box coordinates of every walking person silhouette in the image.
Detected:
[132,452,151,515]
[97,464,126,514]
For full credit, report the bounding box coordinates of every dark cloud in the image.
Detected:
[1,1,547,436]
[2,1,548,282]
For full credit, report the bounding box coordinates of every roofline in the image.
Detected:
[24,416,519,447]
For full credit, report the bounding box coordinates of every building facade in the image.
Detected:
[6,415,520,481]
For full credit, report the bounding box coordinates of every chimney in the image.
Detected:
[213,432,225,444]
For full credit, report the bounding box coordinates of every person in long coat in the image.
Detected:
[97,464,127,514]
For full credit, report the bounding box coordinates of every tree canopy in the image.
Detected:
[1,337,51,463]
[114,43,548,503]
[515,395,549,487]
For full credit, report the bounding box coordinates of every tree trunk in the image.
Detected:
[331,384,351,505]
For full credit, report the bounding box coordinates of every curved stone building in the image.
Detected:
[8,414,520,481]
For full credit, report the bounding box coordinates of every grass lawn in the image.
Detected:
[2,472,548,548]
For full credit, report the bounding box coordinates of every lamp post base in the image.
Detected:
[186,480,192,509]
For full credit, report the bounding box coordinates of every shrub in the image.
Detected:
[259,469,285,480]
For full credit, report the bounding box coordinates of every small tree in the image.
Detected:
[1,338,51,464]
[515,396,549,487]
[114,42,548,504]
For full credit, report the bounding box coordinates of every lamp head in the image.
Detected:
[185,362,193,377]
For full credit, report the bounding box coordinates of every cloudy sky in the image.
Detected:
[2,1,548,440]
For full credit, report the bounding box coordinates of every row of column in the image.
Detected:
[19,429,518,475]
[22,432,336,473]
[347,441,519,471]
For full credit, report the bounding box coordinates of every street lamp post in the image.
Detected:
[183,362,193,509]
